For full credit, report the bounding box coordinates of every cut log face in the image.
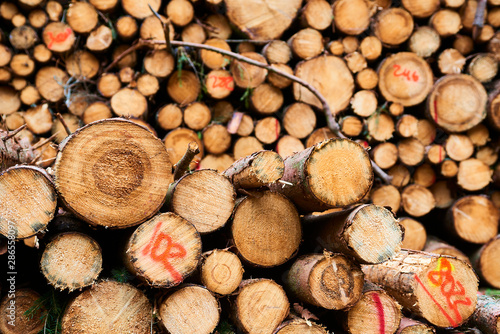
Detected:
[168,169,235,234]
[378,52,434,106]
[316,204,403,264]
[427,74,488,133]
[362,250,478,328]
[399,217,427,251]
[233,279,290,334]
[41,232,102,291]
[345,288,403,334]
[473,235,500,289]
[274,319,328,334]
[0,166,56,239]
[163,127,204,169]
[294,55,354,115]
[448,195,499,244]
[334,0,370,35]
[0,289,45,334]
[201,249,244,295]
[42,22,75,52]
[61,281,152,334]
[54,119,173,228]
[224,150,284,189]
[126,212,201,287]
[286,252,364,310]
[373,8,414,46]
[271,138,373,212]
[158,285,220,334]
[232,191,301,267]
[225,0,302,40]
[35,66,68,102]
[396,317,436,334]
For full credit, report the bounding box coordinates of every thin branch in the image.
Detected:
[173,141,200,180]
[371,160,393,184]
[472,0,487,40]
[1,124,26,141]
[55,113,72,136]
[149,4,172,54]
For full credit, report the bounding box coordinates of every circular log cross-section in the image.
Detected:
[41,232,102,291]
[167,169,235,234]
[271,138,373,212]
[54,119,173,228]
[378,52,434,106]
[362,250,478,328]
[126,212,201,287]
[345,288,403,334]
[61,281,152,334]
[427,74,488,133]
[0,166,56,239]
[0,289,45,334]
[201,249,244,295]
[274,319,328,334]
[233,279,289,334]
[472,235,500,289]
[158,285,220,334]
[397,317,436,334]
[232,191,301,267]
[286,252,364,310]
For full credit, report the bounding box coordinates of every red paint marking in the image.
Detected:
[372,293,385,334]
[427,258,472,324]
[433,99,439,123]
[439,146,443,162]
[46,28,72,49]
[393,64,419,82]
[415,274,457,327]
[275,119,280,139]
[142,222,187,283]
[210,75,234,91]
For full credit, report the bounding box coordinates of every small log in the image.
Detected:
[125,212,201,287]
[414,163,436,188]
[205,13,231,40]
[306,127,336,147]
[283,103,316,139]
[286,252,364,310]
[110,88,148,118]
[19,85,40,106]
[232,279,289,334]
[409,27,441,58]
[378,52,434,106]
[400,217,427,251]
[156,104,183,131]
[201,38,231,69]
[0,86,20,115]
[199,154,234,172]
[200,249,244,295]
[401,184,436,217]
[54,119,173,228]
[468,53,498,83]
[205,70,234,99]
[469,295,500,334]
[46,0,63,21]
[309,204,403,264]
[42,22,74,52]
[82,102,112,124]
[402,0,439,18]
[86,25,113,52]
[356,68,379,90]
[398,138,425,166]
[255,117,281,144]
[97,73,121,98]
[340,115,364,137]
[9,25,37,50]
[430,9,463,37]
[165,0,194,27]
[274,319,328,334]
[223,150,284,189]
[344,284,403,334]
[262,40,292,64]
[367,112,395,142]
[427,74,488,133]
[333,0,370,35]
[446,134,474,162]
[360,36,383,61]
[457,158,492,191]
[454,35,474,55]
[122,0,160,19]
[471,235,500,289]
[233,136,264,160]
[447,195,498,244]
[467,124,490,147]
[442,160,459,178]
[270,138,373,212]
[362,250,478,328]
[351,90,378,117]
[438,48,466,74]
[144,49,174,78]
[66,1,98,34]
[166,169,235,234]
[61,281,152,333]
[250,83,284,115]
[372,8,414,47]
[424,236,470,264]
[41,232,102,291]
[202,124,231,155]
[370,184,401,213]
[288,28,324,60]
[35,66,68,102]
[371,142,398,169]
[184,102,211,131]
[414,119,436,146]
[232,191,301,267]
[158,285,220,334]
[0,166,56,239]
[276,135,305,159]
[181,22,206,43]
[51,113,80,143]
[10,54,35,77]
[164,127,204,168]
[0,289,45,334]
[234,114,254,137]
[89,0,118,12]
[427,145,447,165]
[396,114,419,138]
[24,104,53,135]
[396,317,436,334]
[230,52,268,88]
[267,64,294,88]
[167,70,201,106]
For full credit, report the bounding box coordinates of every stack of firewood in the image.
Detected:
[1,0,500,333]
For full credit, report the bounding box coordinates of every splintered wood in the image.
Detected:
[1,0,500,333]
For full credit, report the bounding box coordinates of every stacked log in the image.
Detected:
[0,0,499,333]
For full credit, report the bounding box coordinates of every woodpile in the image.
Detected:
[0,0,500,333]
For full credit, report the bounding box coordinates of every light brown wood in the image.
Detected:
[476,146,498,166]
[378,52,434,106]
[42,22,75,52]
[230,52,268,89]
[181,23,206,44]
[0,86,20,115]
[286,252,364,310]
[201,249,243,295]
[371,142,398,169]
[235,114,254,137]
[400,217,427,251]
[198,154,234,172]
[24,104,52,135]
[333,0,370,35]
[401,184,435,217]
[115,16,138,41]
[468,53,498,83]
[200,38,231,69]
[430,9,462,37]
[10,25,38,50]
[46,1,63,21]
[122,0,160,19]
[167,70,200,106]
[97,73,121,98]
[345,52,367,74]
[86,25,113,52]
[438,49,466,74]
[126,212,201,287]
[158,285,220,334]
[61,281,152,333]
[409,26,441,58]
[360,36,382,61]
[10,54,35,77]
[205,70,234,99]
[423,236,470,264]
[396,317,436,334]
[250,83,284,114]
[0,289,45,334]
[55,119,173,228]
[89,0,118,12]
[184,102,211,131]
[205,14,232,40]
[288,28,324,60]
[427,145,446,164]
[454,35,474,55]
[340,116,363,137]
[110,88,147,118]
[156,104,183,131]
[202,124,231,155]
[167,169,235,234]
[402,0,439,18]
[356,68,379,90]
[35,66,68,102]
[262,40,292,64]
[82,102,112,124]
[271,138,373,212]
[67,1,98,34]
[414,163,436,188]
[300,0,332,31]
[362,250,478,328]
[457,158,492,191]
[164,127,203,169]
[467,124,489,147]
[233,136,264,160]
[274,319,328,334]
[51,113,80,143]
[373,8,414,46]
[371,184,401,213]
[139,15,175,49]
[255,117,281,144]
[441,159,459,178]
[389,165,411,187]
[294,55,354,115]
[276,135,305,159]
[445,134,474,162]
[0,166,56,239]
[367,112,395,142]
[471,236,500,289]
[166,0,194,27]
